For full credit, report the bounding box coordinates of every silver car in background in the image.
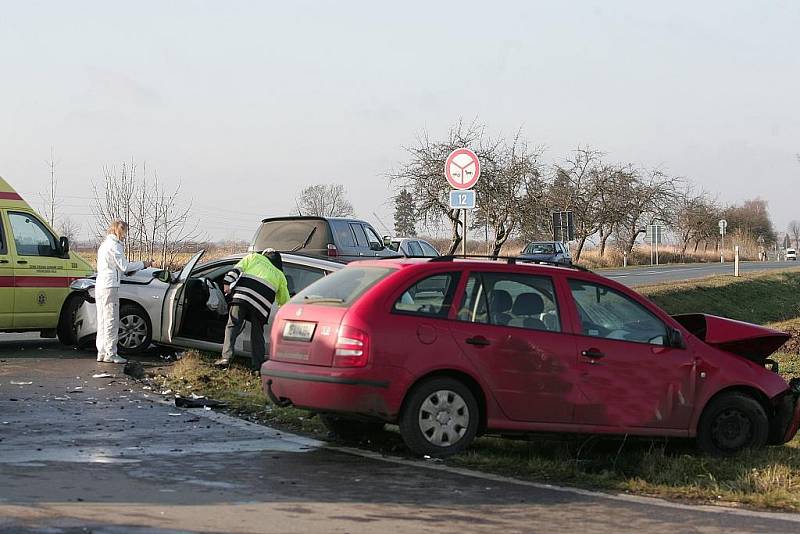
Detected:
[69,251,343,357]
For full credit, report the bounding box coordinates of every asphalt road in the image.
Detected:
[2,334,800,533]
[600,260,799,286]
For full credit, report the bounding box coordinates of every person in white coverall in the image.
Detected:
[95,221,153,364]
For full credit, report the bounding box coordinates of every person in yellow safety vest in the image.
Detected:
[215,248,289,370]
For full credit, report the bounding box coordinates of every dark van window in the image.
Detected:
[350,223,368,247]
[363,225,384,249]
[252,219,331,251]
[331,220,356,247]
[393,272,460,318]
[292,267,393,306]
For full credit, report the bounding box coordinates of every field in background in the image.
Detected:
[155,268,800,511]
[73,238,765,272]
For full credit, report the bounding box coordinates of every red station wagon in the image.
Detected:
[262,257,800,457]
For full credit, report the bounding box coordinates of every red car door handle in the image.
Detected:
[466,336,491,347]
[581,348,605,359]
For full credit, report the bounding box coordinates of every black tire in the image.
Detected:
[57,295,85,345]
[320,415,385,441]
[697,392,769,456]
[399,377,480,457]
[117,302,152,355]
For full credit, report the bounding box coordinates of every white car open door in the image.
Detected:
[162,250,205,344]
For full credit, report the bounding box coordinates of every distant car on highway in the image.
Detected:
[249,216,399,262]
[386,237,440,257]
[519,241,572,266]
[68,251,343,357]
[263,257,800,458]
[787,248,797,261]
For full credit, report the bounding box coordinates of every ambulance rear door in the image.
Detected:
[0,210,12,328]
[7,210,70,329]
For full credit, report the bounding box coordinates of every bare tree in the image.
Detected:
[91,161,200,269]
[548,147,613,261]
[476,130,545,257]
[788,220,800,249]
[296,184,355,217]
[57,217,81,243]
[614,168,679,256]
[672,186,719,257]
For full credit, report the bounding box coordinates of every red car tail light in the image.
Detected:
[327,243,338,257]
[333,326,369,367]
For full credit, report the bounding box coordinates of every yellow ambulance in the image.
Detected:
[0,176,93,342]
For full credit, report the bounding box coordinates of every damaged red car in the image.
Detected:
[262,257,800,457]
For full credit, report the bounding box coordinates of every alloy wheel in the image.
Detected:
[119,314,148,349]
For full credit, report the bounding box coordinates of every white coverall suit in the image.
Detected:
[95,235,145,361]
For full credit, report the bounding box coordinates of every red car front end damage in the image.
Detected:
[673,313,800,445]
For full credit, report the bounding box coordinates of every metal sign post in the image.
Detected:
[445,148,481,255]
[718,219,728,264]
[645,224,664,266]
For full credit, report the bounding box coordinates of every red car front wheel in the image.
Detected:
[697,392,769,456]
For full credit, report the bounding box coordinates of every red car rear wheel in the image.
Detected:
[399,377,479,458]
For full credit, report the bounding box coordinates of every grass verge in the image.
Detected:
[156,269,800,511]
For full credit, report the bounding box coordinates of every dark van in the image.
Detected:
[250,216,399,262]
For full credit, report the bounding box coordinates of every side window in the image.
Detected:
[420,241,439,256]
[0,215,7,254]
[8,212,58,257]
[332,221,356,247]
[283,264,325,296]
[408,241,424,256]
[393,272,460,318]
[568,280,667,345]
[457,272,561,332]
[350,223,368,247]
[364,225,383,250]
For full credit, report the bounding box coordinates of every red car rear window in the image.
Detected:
[291,266,394,306]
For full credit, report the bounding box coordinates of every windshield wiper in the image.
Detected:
[290,227,318,252]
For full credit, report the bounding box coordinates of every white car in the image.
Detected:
[787,248,797,261]
[68,251,343,357]
[386,237,440,257]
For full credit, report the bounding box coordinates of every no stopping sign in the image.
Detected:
[444,148,481,190]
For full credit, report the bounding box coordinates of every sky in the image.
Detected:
[1,0,798,241]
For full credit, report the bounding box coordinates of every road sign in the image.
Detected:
[552,211,575,242]
[449,189,476,209]
[444,148,481,190]
[718,219,727,236]
[645,224,664,244]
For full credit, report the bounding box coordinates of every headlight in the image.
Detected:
[70,279,96,291]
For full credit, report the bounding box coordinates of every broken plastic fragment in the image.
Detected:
[92,373,113,379]
[10,381,32,385]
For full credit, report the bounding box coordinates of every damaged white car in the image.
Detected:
[65,251,343,357]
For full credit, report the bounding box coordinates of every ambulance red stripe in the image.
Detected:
[0,192,23,201]
[0,276,74,288]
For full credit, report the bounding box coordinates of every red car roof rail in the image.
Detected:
[428,254,593,272]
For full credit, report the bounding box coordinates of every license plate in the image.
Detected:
[282,321,316,342]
